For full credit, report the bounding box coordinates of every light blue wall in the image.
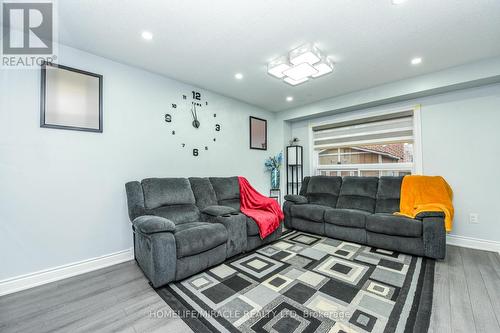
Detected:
[0,45,280,280]
[420,85,500,242]
[288,84,500,242]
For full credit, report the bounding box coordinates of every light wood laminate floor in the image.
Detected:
[1,245,499,333]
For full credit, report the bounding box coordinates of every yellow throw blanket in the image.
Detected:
[395,175,454,232]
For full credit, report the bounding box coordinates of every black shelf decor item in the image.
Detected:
[286,145,303,195]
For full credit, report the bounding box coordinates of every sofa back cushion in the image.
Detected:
[189,177,218,209]
[305,176,343,208]
[209,177,241,210]
[142,178,196,209]
[336,177,379,213]
[141,178,199,224]
[375,176,403,213]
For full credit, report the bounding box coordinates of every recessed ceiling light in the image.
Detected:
[411,57,422,65]
[286,96,294,102]
[392,0,407,4]
[141,31,153,40]
[234,73,243,80]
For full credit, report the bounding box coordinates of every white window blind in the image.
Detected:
[312,110,416,177]
[312,111,414,149]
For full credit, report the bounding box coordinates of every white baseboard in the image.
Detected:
[447,234,500,254]
[0,248,134,297]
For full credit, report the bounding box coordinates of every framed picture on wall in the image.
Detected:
[40,61,103,132]
[249,116,267,150]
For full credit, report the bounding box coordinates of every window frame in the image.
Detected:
[308,105,423,176]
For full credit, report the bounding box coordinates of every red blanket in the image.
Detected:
[238,176,284,239]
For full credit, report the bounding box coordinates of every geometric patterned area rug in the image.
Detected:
[156,230,435,333]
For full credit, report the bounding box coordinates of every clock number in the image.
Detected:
[206,101,208,106]
[182,95,187,100]
[172,130,175,135]
[192,91,201,100]
[213,138,216,142]
[193,148,199,156]
[213,113,217,118]
[171,103,177,108]
[182,143,185,147]
[215,124,221,131]
[205,146,208,150]
[165,114,172,122]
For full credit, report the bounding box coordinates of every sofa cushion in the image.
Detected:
[305,176,343,208]
[209,177,241,209]
[324,209,370,228]
[210,177,240,201]
[174,222,228,258]
[290,204,327,222]
[375,176,403,213]
[189,177,218,209]
[246,217,260,236]
[366,213,422,237]
[142,178,195,210]
[336,177,379,213]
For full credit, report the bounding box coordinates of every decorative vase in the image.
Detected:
[271,168,280,189]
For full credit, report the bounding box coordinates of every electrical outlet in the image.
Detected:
[469,213,479,224]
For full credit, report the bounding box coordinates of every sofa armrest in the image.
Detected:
[284,194,308,204]
[211,214,247,257]
[202,205,238,217]
[133,215,176,234]
[415,211,446,220]
[422,216,446,259]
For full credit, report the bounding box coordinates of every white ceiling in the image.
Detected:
[58,0,500,111]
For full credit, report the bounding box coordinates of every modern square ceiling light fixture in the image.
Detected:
[268,43,335,86]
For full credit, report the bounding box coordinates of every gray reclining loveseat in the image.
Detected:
[125,176,282,287]
[283,176,446,259]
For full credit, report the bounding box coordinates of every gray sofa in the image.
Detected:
[125,176,282,287]
[283,176,446,259]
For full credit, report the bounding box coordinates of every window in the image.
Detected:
[311,108,420,177]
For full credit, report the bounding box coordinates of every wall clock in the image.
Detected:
[165,90,221,157]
